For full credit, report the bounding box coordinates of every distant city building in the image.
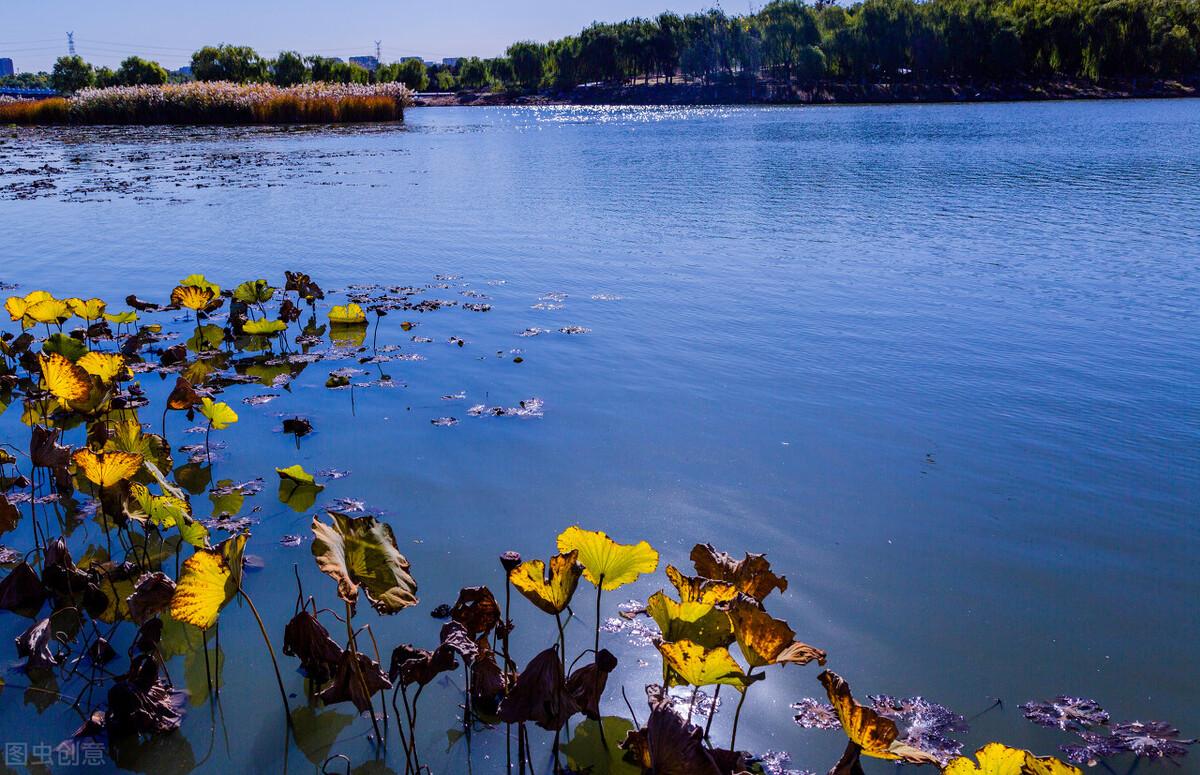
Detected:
[0,58,14,78]
[349,56,379,71]
[441,58,461,67]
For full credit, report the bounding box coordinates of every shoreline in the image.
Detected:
[414,75,1199,108]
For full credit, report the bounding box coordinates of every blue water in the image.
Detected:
[0,101,1197,773]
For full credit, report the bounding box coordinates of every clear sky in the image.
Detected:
[2,0,725,73]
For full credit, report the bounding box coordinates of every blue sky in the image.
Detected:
[2,0,724,73]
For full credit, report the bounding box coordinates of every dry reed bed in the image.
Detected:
[0,81,412,125]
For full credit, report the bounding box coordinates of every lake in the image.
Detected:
[0,101,1197,774]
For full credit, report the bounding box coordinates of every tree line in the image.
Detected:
[6,0,1197,96]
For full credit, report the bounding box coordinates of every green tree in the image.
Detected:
[398,58,429,90]
[115,56,168,86]
[94,66,118,88]
[190,44,268,83]
[759,0,822,81]
[436,68,457,90]
[272,51,309,86]
[507,41,546,89]
[457,57,491,89]
[51,55,95,94]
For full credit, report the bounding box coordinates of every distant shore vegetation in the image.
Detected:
[0,81,412,125]
[1,0,1196,104]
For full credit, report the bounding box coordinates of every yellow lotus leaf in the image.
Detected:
[28,298,72,326]
[77,352,126,383]
[944,743,1081,775]
[665,565,738,605]
[198,397,238,430]
[4,295,30,321]
[171,284,216,312]
[556,526,659,590]
[656,639,756,691]
[66,297,106,320]
[819,670,942,765]
[73,448,144,488]
[170,534,247,629]
[103,310,138,325]
[646,591,734,650]
[328,303,366,325]
[510,551,582,615]
[729,597,826,668]
[39,353,92,403]
[180,273,220,295]
[130,482,209,548]
[242,318,286,335]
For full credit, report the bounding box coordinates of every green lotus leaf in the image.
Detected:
[310,510,418,614]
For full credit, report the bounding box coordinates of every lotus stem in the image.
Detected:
[239,588,293,729]
[343,601,383,744]
[704,685,722,741]
[729,668,756,752]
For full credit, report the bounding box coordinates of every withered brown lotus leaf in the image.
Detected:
[126,572,176,625]
[105,653,185,736]
[166,376,199,411]
[0,561,44,617]
[690,544,788,602]
[470,638,508,715]
[388,643,459,687]
[498,646,578,731]
[449,585,501,637]
[319,650,392,712]
[42,538,106,617]
[439,621,479,664]
[30,425,73,494]
[565,648,618,720]
[283,610,344,685]
[729,595,826,669]
[125,294,163,312]
[133,617,164,653]
[16,616,63,670]
[819,670,942,766]
[0,491,19,535]
[619,688,724,775]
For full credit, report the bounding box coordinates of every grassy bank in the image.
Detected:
[0,81,412,125]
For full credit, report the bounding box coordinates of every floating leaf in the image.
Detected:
[276,464,324,511]
[556,525,659,590]
[510,551,582,615]
[944,743,1081,775]
[820,670,942,765]
[74,448,144,488]
[198,397,238,430]
[328,303,367,325]
[656,639,755,691]
[310,511,418,614]
[169,534,248,629]
[242,318,286,336]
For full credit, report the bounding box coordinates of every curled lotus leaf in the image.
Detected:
[39,352,92,404]
[17,615,65,670]
[498,646,577,731]
[728,595,826,669]
[645,591,734,650]
[449,585,501,637]
[656,639,756,692]
[166,376,199,411]
[105,653,185,736]
[665,564,738,605]
[944,743,1081,775]
[318,650,392,712]
[30,425,72,493]
[126,572,176,624]
[283,610,343,685]
[620,688,725,775]
[565,648,619,720]
[690,543,788,602]
[77,352,127,383]
[74,448,144,488]
[0,562,46,617]
[388,643,459,687]
[169,534,248,630]
[510,550,583,615]
[556,525,659,590]
[328,303,367,325]
[198,397,238,430]
[820,670,943,766]
[310,511,418,614]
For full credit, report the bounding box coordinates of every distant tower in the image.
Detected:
[375,40,382,61]
[67,31,75,56]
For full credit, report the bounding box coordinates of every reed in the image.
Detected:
[0,81,411,126]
